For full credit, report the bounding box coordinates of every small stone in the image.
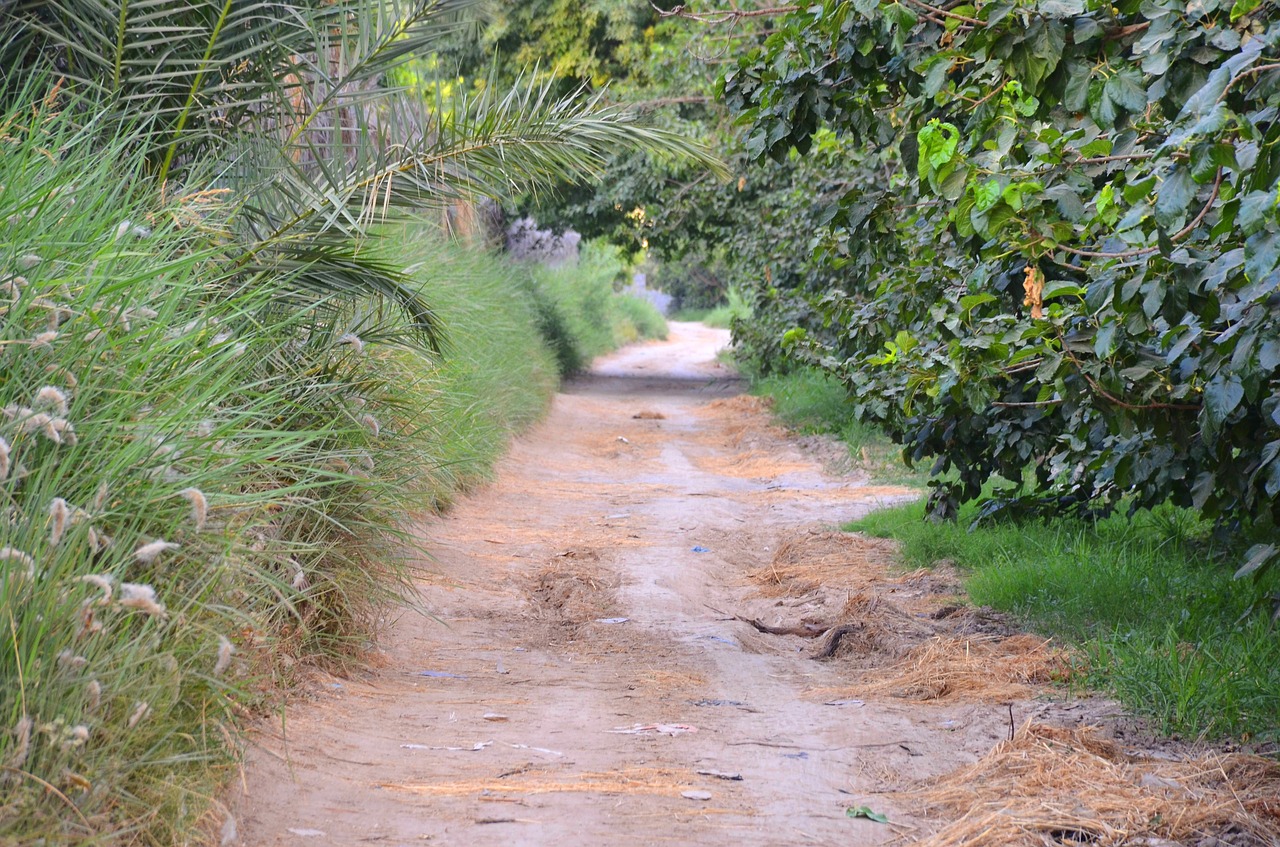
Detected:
[681,790,713,801]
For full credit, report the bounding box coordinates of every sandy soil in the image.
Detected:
[227,323,1239,847]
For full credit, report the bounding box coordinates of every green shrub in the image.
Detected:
[613,294,669,343]
[0,103,436,842]
[391,232,560,506]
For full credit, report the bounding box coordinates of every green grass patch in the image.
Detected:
[671,287,751,329]
[849,501,1280,743]
[749,366,927,486]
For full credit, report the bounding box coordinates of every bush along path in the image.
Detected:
[716,0,1280,583]
[231,323,1279,847]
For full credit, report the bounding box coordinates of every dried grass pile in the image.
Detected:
[748,531,903,597]
[528,555,618,626]
[699,395,792,450]
[910,723,1280,847]
[860,634,1075,702]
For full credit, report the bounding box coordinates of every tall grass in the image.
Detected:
[672,286,752,328]
[387,232,561,507]
[0,92,641,843]
[0,96,452,843]
[525,241,668,374]
[850,502,1280,743]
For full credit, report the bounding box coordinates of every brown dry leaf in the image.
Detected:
[1022,265,1045,320]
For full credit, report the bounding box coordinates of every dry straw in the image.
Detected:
[382,766,691,798]
[858,634,1074,702]
[908,722,1280,847]
[749,530,904,598]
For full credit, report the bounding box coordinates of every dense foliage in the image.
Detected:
[717,0,1280,577]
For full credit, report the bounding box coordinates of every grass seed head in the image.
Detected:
[86,680,101,711]
[0,275,28,299]
[67,725,89,749]
[361,414,380,437]
[127,701,151,728]
[133,539,179,564]
[49,497,70,546]
[77,603,103,638]
[93,482,108,513]
[214,635,234,676]
[18,254,42,270]
[35,385,69,416]
[44,364,79,389]
[32,330,57,351]
[57,649,87,670]
[0,436,9,479]
[13,408,60,442]
[8,715,33,768]
[78,574,113,605]
[338,333,365,355]
[179,488,208,530]
[118,583,167,618]
[0,546,36,579]
[51,417,76,445]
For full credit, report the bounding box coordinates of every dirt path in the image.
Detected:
[227,324,1099,845]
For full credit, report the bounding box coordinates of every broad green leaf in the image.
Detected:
[917,120,960,178]
[846,806,890,824]
[1041,279,1086,300]
[1039,0,1084,17]
[960,293,997,313]
[1001,183,1025,211]
[1231,0,1263,21]
[1235,543,1276,579]
[1124,176,1157,204]
[1104,67,1148,113]
[1245,230,1280,280]
[1155,168,1195,228]
[1238,190,1275,234]
[1204,375,1245,424]
[974,180,1002,211]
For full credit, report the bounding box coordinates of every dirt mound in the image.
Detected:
[909,722,1280,847]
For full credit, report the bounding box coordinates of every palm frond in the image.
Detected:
[252,74,727,242]
[238,227,447,353]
